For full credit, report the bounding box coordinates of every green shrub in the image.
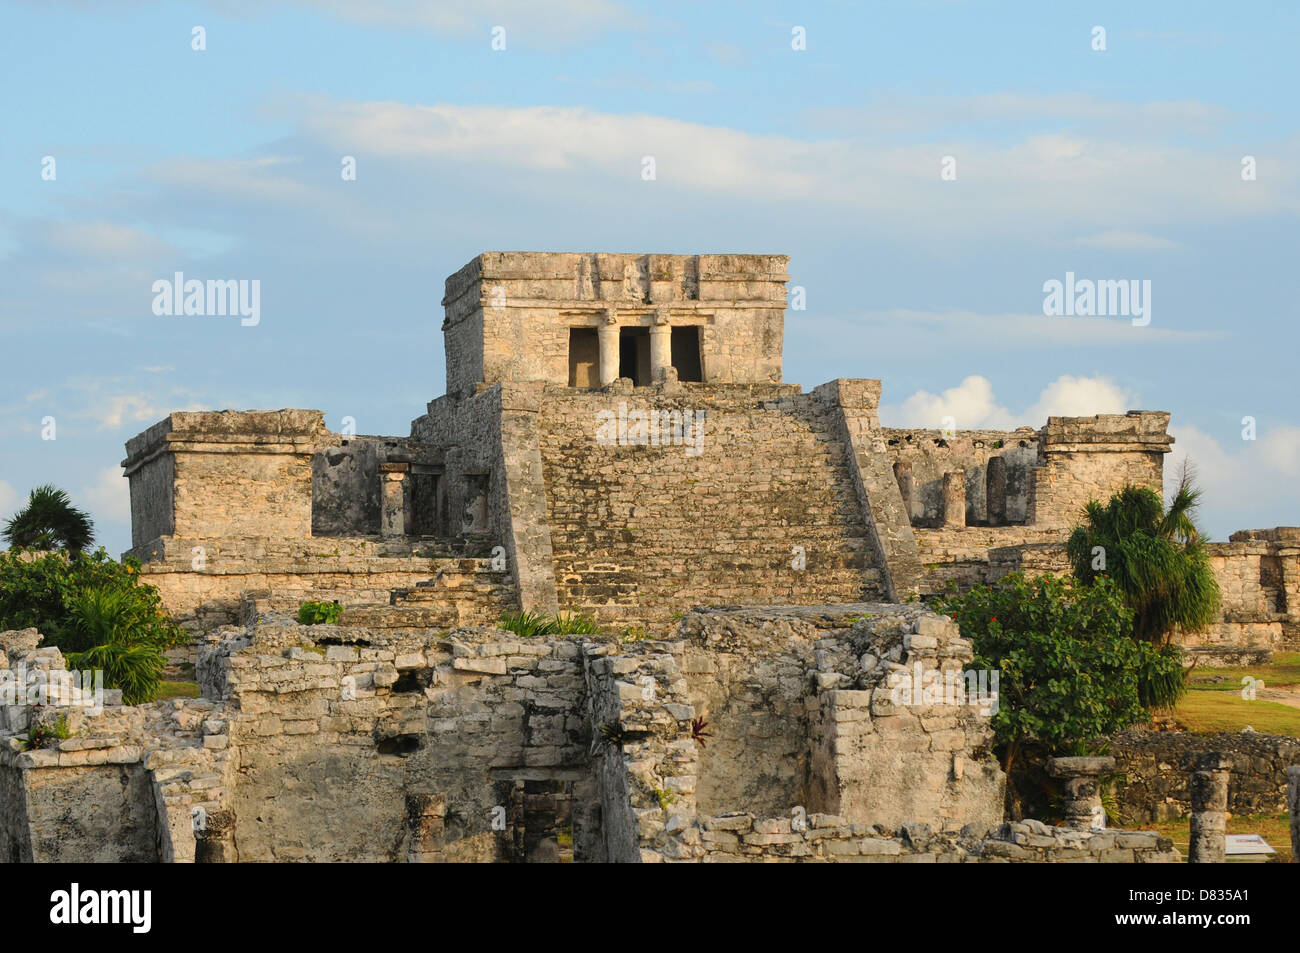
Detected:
[935,573,1180,772]
[23,714,72,751]
[0,548,185,652]
[499,610,600,637]
[552,612,600,635]
[0,548,183,704]
[297,600,344,625]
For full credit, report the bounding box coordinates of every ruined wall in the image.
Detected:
[534,384,885,625]
[677,605,1004,833]
[689,815,1177,863]
[815,380,924,601]
[134,537,513,635]
[441,253,787,397]
[311,436,443,537]
[204,620,600,862]
[1110,728,1300,824]
[1026,412,1172,530]
[411,382,558,614]
[882,428,1039,527]
[0,629,232,864]
[123,410,331,551]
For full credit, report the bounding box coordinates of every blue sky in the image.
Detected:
[1,0,1297,556]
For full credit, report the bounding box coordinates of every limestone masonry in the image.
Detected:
[3,251,1295,862]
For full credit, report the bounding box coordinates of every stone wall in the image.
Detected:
[1109,728,1300,824]
[881,428,1040,527]
[533,385,886,624]
[123,411,331,550]
[311,435,443,537]
[1026,412,1172,530]
[0,629,232,863]
[411,382,559,615]
[441,252,787,398]
[204,620,600,862]
[133,537,513,635]
[688,815,1177,863]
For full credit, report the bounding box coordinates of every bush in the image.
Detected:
[0,549,184,705]
[935,573,1181,773]
[499,610,600,637]
[0,549,184,651]
[297,600,343,625]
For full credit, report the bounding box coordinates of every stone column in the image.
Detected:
[893,461,915,519]
[379,462,409,538]
[942,471,967,529]
[1286,766,1298,863]
[194,809,237,863]
[598,309,620,386]
[1188,753,1231,863]
[986,457,1007,525]
[649,309,672,383]
[1048,756,1115,829]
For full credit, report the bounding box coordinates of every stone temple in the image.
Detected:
[1,252,1294,862]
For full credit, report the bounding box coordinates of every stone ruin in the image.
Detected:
[1,251,1294,862]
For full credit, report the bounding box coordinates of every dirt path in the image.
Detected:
[1257,686,1300,710]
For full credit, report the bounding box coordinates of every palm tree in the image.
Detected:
[3,485,95,553]
[1067,466,1220,646]
[1066,466,1219,707]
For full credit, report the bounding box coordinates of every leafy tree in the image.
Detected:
[1066,472,1220,648]
[3,484,94,553]
[0,548,184,704]
[935,573,1178,774]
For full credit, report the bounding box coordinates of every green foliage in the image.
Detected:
[552,612,600,635]
[0,549,184,705]
[936,573,1181,771]
[67,641,165,707]
[0,549,182,648]
[297,600,343,625]
[499,610,600,637]
[499,610,555,637]
[1066,474,1221,649]
[652,786,677,810]
[23,714,72,751]
[3,485,94,553]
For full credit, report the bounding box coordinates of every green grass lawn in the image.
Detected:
[154,680,200,700]
[1148,813,1293,863]
[1170,651,1300,736]
[1184,651,1300,692]
[1170,691,1300,735]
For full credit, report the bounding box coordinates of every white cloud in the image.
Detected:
[1258,424,1300,477]
[40,221,171,261]
[80,466,130,526]
[889,373,1135,431]
[272,96,1299,235]
[1024,375,1133,422]
[895,375,1015,430]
